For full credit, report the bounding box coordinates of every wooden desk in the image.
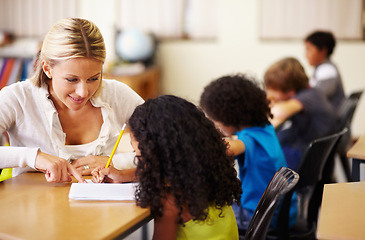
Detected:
[104,66,160,100]
[317,182,365,240]
[347,134,365,181]
[0,173,151,240]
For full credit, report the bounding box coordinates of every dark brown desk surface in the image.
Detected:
[0,173,151,240]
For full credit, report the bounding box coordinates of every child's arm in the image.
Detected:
[225,139,245,156]
[270,98,303,128]
[91,166,137,183]
[153,194,179,240]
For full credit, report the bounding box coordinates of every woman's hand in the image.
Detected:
[91,166,137,183]
[35,151,86,183]
[71,155,109,175]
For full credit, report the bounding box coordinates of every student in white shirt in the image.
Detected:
[304,30,345,109]
[0,18,143,183]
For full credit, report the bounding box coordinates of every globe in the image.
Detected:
[116,28,155,63]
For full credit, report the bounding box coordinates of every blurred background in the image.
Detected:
[0,0,364,138]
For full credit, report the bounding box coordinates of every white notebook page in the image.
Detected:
[68,182,137,201]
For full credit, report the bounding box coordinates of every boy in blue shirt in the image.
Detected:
[200,73,297,232]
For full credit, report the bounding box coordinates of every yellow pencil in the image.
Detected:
[105,123,127,168]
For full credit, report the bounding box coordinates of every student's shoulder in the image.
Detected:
[236,126,265,142]
[296,88,330,108]
[315,61,338,80]
[295,87,317,99]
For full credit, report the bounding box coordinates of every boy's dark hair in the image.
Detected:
[129,95,242,224]
[199,73,272,129]
[264,57,309,93]
[305,30,336,57]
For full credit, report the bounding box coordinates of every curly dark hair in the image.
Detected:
[128,95,242,224]
[199,73,272,129]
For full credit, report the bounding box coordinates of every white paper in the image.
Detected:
[69,182,137,201]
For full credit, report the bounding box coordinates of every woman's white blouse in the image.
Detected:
[0,79,144,176]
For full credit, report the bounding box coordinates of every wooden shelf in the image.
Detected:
[103,65,161,100]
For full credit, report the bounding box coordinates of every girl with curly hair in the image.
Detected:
[199,73,297,233]
[92,95,242,239]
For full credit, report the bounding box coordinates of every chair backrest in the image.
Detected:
[273,128,348,239]
[333,90,362,168]
[335,90,363,181]
[335,93,361,165]
[244,167,299,240]
[337,90,363,131]
[349,89,363,102]
[296,128,348,189]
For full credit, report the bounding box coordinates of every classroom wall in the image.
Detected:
[81,0,365,138]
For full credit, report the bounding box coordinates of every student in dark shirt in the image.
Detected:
[264,57,336,169]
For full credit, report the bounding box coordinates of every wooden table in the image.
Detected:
[317,182,365,240]
[347,134,365,181]
[0,173,151,240]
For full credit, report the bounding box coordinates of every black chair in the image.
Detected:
[268,128,348,240]
[349,90,363,102]
[334,90,363,181]
[243,167,299,240]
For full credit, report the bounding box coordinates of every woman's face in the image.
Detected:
[43,57,103,111]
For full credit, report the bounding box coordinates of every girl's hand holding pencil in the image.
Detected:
[91,166,121,183]
[92,123,127,183]
[91,166,138,183]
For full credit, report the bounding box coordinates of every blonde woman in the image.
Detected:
[0,18,143,182]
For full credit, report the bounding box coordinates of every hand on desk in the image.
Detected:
[35,151,86,183]
[71,155,109,176]
[91,166,137,183]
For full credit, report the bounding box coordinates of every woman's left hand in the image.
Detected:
[71,155,109,175]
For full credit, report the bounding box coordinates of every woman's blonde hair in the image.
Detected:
[32,18,106,95]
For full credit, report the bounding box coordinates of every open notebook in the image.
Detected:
[69,181,137,201]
